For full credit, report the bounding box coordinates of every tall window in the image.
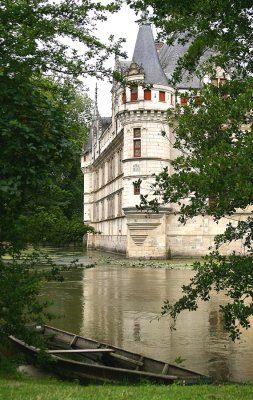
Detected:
[208,196,217,207]
[101,163,105,186]
[107,159,111,181]
[93,202,99,221]
[133,183,140,195]
[94,170,99,189]
[159,91,165,102]
[117,191,122,216]
[171,94,174,105]
[107,195,114,218]
[144,89,151,100]
[131,86,138,101]
[180,96,188,106]
[111,155,115,180]
[212,78,227,87]
[122,92,126,103]
[133,128,141,157]
[101,200,105,220]
[108,157,114,181]
[118,148,122,175]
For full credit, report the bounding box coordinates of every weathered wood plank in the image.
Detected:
[47,348,114,354]
[109,352,144,367]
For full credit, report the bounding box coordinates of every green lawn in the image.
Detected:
[1,377,253,400]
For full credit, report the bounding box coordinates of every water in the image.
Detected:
[40,248,253,383]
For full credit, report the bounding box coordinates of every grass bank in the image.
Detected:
[1,359,253,400]
[1,374,253,400]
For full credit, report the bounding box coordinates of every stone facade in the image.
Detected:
[81,23,246,258]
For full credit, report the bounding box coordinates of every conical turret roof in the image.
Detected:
[132,24,168,86]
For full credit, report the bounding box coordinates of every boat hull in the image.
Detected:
[9,325,211,385]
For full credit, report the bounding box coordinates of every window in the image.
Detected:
[159,91,165,102]
[133,183,140,195]
[134,128,141,138]
[111,155,115,180]
[208,196,217,207]
[107,195,114,218]
[212,78,227,87]
[144,89,151,100]
[118,149,122,175]
[117,191,122,216]
[94,170,99,189]
[122,92,126,103]
[107,159,111,181]
[180,96,188,106]
[107,157,115,181]
[133,128,141,157]
[195,96,202,106]
[212,78,219,87]
[101,163,105,186]
[93,202,99,221]
[101,200,105,220]
[131,86,138,101]
[171,94,174,105]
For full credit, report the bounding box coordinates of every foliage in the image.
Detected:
[0,0,124,251]
[0,0,124,80]
[0,0,122,340]
[129,0,252,79]
[130,0,253,339]
[0,76,92,251]
[0,252,63,341]
[19,209,94,246]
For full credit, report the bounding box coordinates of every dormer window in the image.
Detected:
[131,86,138,101]
[159,91,165,102]
[144,89,151,100]
[212,78,227,87]
[180,96,188,106]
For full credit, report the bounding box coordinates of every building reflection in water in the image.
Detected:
[43,261,253,383]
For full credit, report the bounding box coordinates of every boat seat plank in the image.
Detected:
[47,349,115,354]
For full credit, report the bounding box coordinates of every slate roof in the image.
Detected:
[125,23,205,89]
[83,126,92,153]
[132,24,168,86]
[101,117,112,131]
[82,117,111,154]
[159,40,202,89]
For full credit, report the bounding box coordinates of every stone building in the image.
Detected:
[81,22,248,258]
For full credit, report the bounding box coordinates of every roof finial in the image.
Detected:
[140,9,150,25]
[95,82,98,109]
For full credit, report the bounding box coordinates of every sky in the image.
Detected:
[85,4,139,116]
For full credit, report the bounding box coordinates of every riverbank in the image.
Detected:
[1,374,253,400]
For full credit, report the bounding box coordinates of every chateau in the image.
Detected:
[81,22,248,258]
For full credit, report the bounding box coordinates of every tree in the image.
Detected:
[15,79,95,247]
[0,0,123,340]
[129,0,253,340]
[0,252,64,343]
[0,0,124,251]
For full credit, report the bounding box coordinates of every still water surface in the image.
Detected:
[41,248,253,383]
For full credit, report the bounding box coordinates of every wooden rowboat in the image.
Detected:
[9,324,211,385]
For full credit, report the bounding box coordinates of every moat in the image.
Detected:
[40,247,253,383]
